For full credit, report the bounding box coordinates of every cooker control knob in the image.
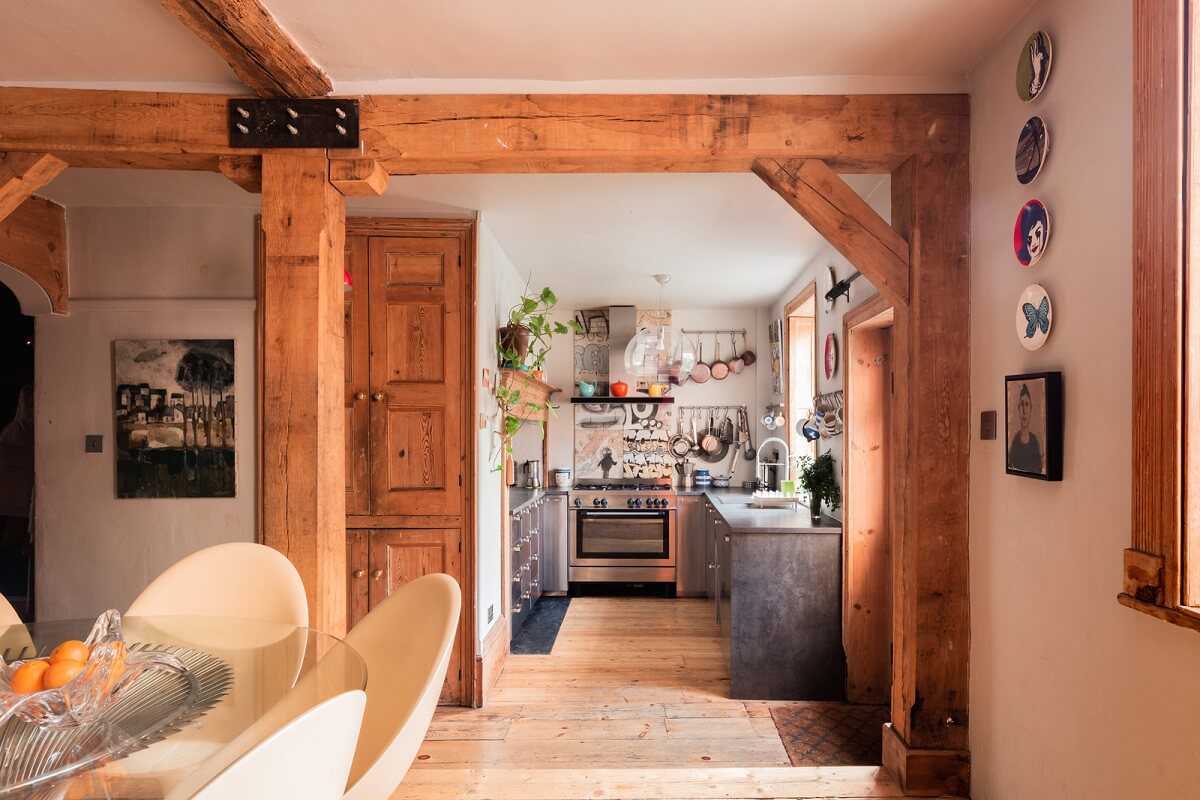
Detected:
[636,498,644,508]
[627,498,635,508]
[574,498,582,508]
[600,498,609,508]
[593,497,602,507]
[644,498,654,508]
[661,498,669,508]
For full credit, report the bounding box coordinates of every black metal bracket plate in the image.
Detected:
[228,99,360,149]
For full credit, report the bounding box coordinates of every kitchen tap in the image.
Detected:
[755,437,789,489]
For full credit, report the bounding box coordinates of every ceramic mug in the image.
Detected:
[648,383,668,398]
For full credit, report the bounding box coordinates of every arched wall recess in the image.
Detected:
[0,195,68,315]
[0,261,55,315]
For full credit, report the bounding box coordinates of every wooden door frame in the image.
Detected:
[843,293,895,707]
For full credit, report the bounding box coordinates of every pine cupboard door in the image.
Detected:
[367,235,465,516]
[345,237,370,515]
[368,528,464,704]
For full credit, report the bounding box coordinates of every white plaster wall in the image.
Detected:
[541,308,763,486]
[475,217,524,643]
[756,180,889,518]
[968,2,1200,797]
[34,206,258,620]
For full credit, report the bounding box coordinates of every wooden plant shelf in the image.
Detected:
[498,369,561,422]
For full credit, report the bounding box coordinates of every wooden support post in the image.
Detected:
[0,195,68,314]
[0,152,67,223]
[259,152,347,635]
[884,154,971,797]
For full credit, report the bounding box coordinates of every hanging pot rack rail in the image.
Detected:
[680,329,748,336]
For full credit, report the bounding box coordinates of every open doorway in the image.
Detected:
[0,282,35,620]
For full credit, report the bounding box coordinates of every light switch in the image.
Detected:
[84,435,104,453]
[980,411,997,441]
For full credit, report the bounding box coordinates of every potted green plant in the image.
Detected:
[796,452,841,521]
[492,285,581,466]
[497,286,579,371]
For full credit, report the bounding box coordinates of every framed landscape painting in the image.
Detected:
[113,339,236,498]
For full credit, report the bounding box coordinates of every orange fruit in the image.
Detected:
[49,640,89,665]
[10,660,50,694]
[43,659,85,690]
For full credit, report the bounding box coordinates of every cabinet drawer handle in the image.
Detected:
[512,543,522,552]
[512,603,523,613]
[522,591,531,599]
[532,580,539,588]
[723,535,730,543]
[707,563,717,570]
[531,554,539,561]
[512,573,522,583]
[372,392,384,402]
[370,569,383,580]
[352,569,365,578]
[353,391,366,401]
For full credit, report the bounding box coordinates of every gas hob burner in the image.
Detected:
[573,478,672,491]
[570,479,677,510]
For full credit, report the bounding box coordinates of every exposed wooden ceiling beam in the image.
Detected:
[158,0,331,97]
[753,157,910,306]
[0,195,68,314]
[329,158,388,196]
[219,154,262,192]
[0,152,67,222]
[0,88,968,175]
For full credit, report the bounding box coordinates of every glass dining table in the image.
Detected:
[0,615,366,799]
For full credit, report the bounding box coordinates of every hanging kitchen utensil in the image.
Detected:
[690,339,711,384]
[728,331,745,374]
[710,337,729,381]
[720,408,734,443]
[741,406,756,460]
[669,335,690,387]
[690,410,703,455]
[739,331,756,366]
[701,409,720,454]
[669,408,692,458]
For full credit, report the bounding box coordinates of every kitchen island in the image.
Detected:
[677,488,844,701]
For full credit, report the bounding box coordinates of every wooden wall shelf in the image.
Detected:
[499,369,561,422]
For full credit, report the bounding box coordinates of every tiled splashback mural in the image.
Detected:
[574,402,674,480]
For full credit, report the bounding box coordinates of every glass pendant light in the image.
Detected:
[624,274,696,386]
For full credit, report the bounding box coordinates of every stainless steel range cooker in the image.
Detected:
[568,479,676,584]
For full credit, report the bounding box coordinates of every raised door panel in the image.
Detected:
[368,235,464,516]
[368,528,464,704]
[344,237,370,515]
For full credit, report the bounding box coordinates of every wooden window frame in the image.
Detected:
[1122,0,1200,633]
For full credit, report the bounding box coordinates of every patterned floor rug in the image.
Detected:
[770,702,890,766]
[510,596,571,655]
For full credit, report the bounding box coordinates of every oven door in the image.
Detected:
[571,509,675,567]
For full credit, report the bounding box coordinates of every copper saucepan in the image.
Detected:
[739,331,756,366]
[710,337,729,381]
[690,338,712,384]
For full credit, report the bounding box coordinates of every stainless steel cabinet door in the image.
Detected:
[540,494,570,594]
[675,496,706,596]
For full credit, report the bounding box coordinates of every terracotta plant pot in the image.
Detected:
[499,324,532,364]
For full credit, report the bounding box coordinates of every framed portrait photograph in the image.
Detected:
[1004,371,1063,481]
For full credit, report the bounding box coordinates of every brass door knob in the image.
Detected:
[370,569,383,579]
[354,391,366,401]
[372,392,384,402]
[352,569,365,578]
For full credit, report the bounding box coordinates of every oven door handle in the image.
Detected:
[578,511,667,519]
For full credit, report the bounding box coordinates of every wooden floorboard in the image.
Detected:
[398,598,920,799]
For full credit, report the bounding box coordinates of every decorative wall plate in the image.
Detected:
[824,332,838,380]
[1015,116,1049,185]
[1015,283,1053,350]
[1016,30,1053,102]
[1013,199,1051,266]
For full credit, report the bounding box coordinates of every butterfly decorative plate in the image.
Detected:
[1015,284,1053,350]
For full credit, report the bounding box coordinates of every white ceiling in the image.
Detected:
[39,169,886,308]
[0,0,1029,93]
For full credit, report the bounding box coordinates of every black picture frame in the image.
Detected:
[1004,371,1063,481]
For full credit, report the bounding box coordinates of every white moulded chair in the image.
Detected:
[179,689,366,800]
[126,542,308,628]
[0,593,20,627]
[342,573,461,800]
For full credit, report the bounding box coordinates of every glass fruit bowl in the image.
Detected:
[0,609,186,730]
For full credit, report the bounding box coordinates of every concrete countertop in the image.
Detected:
[680,488,842,534]
[508,486,567,514]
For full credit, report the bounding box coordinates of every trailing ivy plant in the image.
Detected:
[492,285,582,467]
[796,451,842,512]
